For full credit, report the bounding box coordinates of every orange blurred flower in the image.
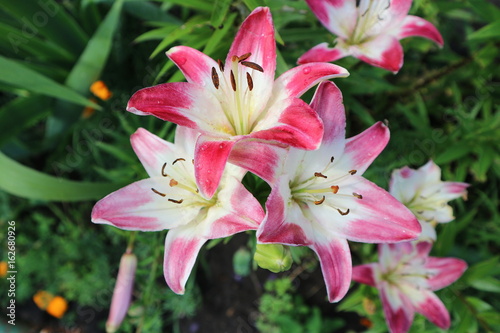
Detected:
[0,261,7,277]
[33,291,68,319]
[90,80,112,101]
[82,98,98,119]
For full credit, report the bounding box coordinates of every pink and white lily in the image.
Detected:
[299,0,444,72]
[389,160,469,240]
[127,7,349,198]
[352,241,467,333]
[257,81,421,302]
[91,127,264,294]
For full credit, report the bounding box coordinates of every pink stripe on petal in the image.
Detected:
[380,287,414,333]
[164,231,206,294]
[352,264,376,287]
[298,43,348,64]
[252,98,323,150]
[194,136,235,198]
[386,0,413,22]
[396,15,444,46]
[355,35,404,73]
[167,46,219,86]
[412,290,450,329]
[305,0,357,38]
[312,237,352,302]
[341,121,389,174]
[229,139,288,183]
[425,257,467,291]
[131,128,178,178]
[275,63,349,99]
[309,81,346,145]
[226,7,276,80]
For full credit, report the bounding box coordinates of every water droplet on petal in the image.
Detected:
[176,57,187,65]
[303,67,311,74]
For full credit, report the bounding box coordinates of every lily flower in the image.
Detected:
[257,81,421,302]
[127,7,349,198]
[389,160,469,240]
[91,126,264,294]
[299,0,444,72]
[352,241,467,333]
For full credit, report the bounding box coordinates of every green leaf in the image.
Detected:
[0,56,99,109]
[468,21,500,41]
[0,96,51,146]
[203,13,236,55]
[470,277,500,293]
[210,0,232,28]
[0,151,124,201]
[156,0,212,12]
[243,0,268,10]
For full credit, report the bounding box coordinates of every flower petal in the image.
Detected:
[394,15,444,46]
[308,177,421,243]
[425,257,467,291]
[131,128,180,178]
[273,63,349,100]
[407,288,450,329]
[336,121,390,175]
[352,264,376,287]
[226,7,275,85]
[312,236,352,302]
[298,42,349,64]
[305,0,358,39]
[354,34,404,73]
[380,285,414,333]
[166,46,220,87]
[310,81,346,146]
[127,82,231,136]
[258,175,313,246]
[163,227,206,294]
[91,178,198,231]
[194,135,236,198]
[229,138,288,183]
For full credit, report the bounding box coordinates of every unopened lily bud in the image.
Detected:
[254,244,292,273]
[106,250,137,333]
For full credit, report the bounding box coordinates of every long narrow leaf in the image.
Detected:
[0,151,123,201]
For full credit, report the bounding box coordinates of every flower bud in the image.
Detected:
[254,244,292,273]
[106,251,137,333]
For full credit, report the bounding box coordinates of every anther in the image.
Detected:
[353,192,363,199]
[217,59,224,72]
[211,67,219,89]
[330,156,335,163]
[238,53,251,62]
[161,163,168,177]
[314,172,327,178]
[173,158,185,165]
[331,185,339,194]
[241,61,264,72]
[168,198,183,204]
[169,179,178,187]
[385,0,390,10]
[151,188,166,197]
[349,169,357,175]
[230,70,236,91]
[314,196,326,205]
[246,73,253,91]
[337,208,350,216]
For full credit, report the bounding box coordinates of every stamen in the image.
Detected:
[241,61,264,72]
[337,208,350,216]
[353,192,363,199]
[246,73,253,91]
[230,70,236,91]
[238,53,251,62]
[151,188,166,197]
[161,163,168,177]
[168,198,183,204]
[331,185,339,194]
[314,172,327,178]
[173,158,186,165]
[217,59,224,72]
[314,196,326,205]
[385,0,390,10]
[330,156,335,163]
[349,170,357,175]
[169,179,178,187]
[191,159,194,164]
[211,67,219,89]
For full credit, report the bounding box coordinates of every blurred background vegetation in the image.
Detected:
[0,0,499,332]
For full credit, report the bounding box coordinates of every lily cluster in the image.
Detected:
[92,2,468,333]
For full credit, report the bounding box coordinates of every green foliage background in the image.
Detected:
[0,0,499,332]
